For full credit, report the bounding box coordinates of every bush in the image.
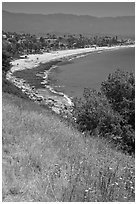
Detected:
[2,49,11,73]
[101,69,135,130]
[72,88,122,137]
[72,71,135,154]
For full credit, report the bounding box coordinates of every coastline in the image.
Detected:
[6,44,135,115]
[10,44,134,73]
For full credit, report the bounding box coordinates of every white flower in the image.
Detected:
[115,182,118,185]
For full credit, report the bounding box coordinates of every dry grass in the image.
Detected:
[2,93,135,202]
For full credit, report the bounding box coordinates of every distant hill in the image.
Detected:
[2,10,135,38]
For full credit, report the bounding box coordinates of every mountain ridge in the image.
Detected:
[3,10,135,18]
[2,10,135,38]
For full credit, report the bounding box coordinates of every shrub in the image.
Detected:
[72,88,122,136]
[72,86,135,154]
[2,49,11,73]
[101,69,135,130]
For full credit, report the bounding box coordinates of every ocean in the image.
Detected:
[48,47,135,98]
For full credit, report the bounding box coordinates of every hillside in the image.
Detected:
[2,92,135,202]
[2,10,135,38]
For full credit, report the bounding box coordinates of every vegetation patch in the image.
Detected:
[2,75,30,100]
[2,93,135,202]
[72,69,135,155]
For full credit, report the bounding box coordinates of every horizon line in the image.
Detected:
[2,9,135,18]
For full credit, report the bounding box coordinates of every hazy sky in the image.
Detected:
[2,2,135,17]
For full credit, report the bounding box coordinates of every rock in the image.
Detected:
[48,98,55,102]
[52,107,60,114]
[6,66,73,117]
[37,97,43,102]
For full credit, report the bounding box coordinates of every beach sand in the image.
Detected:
[10,45,134,73]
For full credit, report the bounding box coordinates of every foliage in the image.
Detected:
[101,69,135,129]
[72,70,135,154]
[2,49,11,73]
[3,30,132,59]
[72,89,123,141]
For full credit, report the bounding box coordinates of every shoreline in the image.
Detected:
[6,44,135,115]
[10,44,134,73]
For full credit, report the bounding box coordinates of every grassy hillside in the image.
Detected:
[2,92,135,202]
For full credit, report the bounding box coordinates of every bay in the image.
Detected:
[49,47,135,98]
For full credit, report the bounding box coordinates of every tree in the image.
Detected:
[72,70,135,154]
[40,37,45,44]
[72,88,122,137]
[101,69,135,129]
[2,49,11,73]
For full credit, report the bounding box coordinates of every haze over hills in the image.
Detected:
[2,10,135,38]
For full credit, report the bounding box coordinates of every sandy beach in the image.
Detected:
[7,44,135,115]
[10,45,134,73]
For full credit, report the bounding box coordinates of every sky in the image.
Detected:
[2,2,135,17]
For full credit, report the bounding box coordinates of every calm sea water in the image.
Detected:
[49,47,135,98]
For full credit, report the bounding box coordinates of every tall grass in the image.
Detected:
[2,93,135,201]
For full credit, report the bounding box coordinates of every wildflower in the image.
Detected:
[115,182,119,185]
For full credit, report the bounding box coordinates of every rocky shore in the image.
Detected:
[6,66,73,116]
[6,45,134,116]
